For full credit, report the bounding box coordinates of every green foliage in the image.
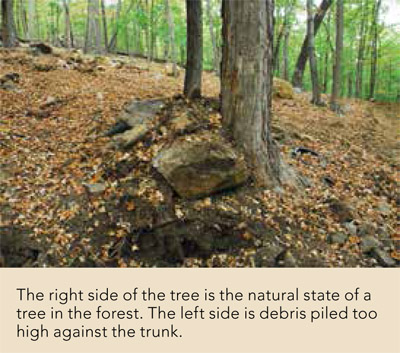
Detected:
[15,0,399,101]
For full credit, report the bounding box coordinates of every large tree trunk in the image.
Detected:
[292,0,332,88]
[330,0,344,111]
[165,0,178,77]
[307,0,322,105]
[221,0,280,186]
[184,0,203,99]
[1,0,18,47]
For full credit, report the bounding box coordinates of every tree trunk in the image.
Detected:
[184,0,203,99]
[63,0,72,49]
[221,0,280,186]
[101,0,109,52]
[206,0,219,75]
[27,0,35,39]
[369,0,381,100]
[307,0,322,105]
[330,0,344,111]
[85,0,102,54]
[355,0,369,98]
[165,0,178,77]
[282,22,290,81]
[108,0,122,52]
[1,0,18,47]
[292,0,332,88]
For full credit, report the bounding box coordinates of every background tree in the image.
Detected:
[184,0,203,99]
[221,0,281,186]
[1,0,18,47]
[330,0,343,111]
[307,0,322,105]
[292,0,332,88]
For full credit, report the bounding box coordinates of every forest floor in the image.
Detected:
[0,47,399,267]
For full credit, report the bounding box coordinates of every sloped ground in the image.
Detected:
[0,48,398,267]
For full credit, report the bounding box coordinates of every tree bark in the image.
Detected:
[206,0,219,75]
[355,0,369,98]
[165,0,178,77]
[85,0,102,54]
[101,0,109,52]
[27,0,35,39]
[307,0,322,105]
[1,0,18,47]
[292,0,332,88]
[221,0,280,186]
[184,0,203,99]
[330,0,344,111]
[369,0,381,100]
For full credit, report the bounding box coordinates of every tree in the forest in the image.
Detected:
[165,0,178,77]
[221,0,281,186]
[184,0,203,99]
[292,0,332,88]
[1,0,18,47]
[369,0,382,100]
[330,0,344,111]
[206,0,219,75]
[84,0,102,54]
[307,0,323,105]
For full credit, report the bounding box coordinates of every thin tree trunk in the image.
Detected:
[206,0,219,75]
[330,0,344,111]
[1,0,18,47]
[369,0,381,100]
[101,0,109,52]
[184,0,203,99]
[355,0,369,98]
[292,0,332,88]
[283,26,290,81]
[63,0,72,48]
[165,0,178,77]
[108,0,122,52]
[307,0,322,105]
[27,0,35,39]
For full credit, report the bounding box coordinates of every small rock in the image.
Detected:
[293,87,302,94]
[360,236,381,253]
[275,250,297,267]
[357,222,376,237]
[371,248,396,267]
[273,78,294,99]
[327,232,348,245]
[377,201,391,216]
[344,221,358,236]
[328,199,354,223]
[85,183,106,194]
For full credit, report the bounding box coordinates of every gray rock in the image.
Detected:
[377,201,391,216]
[327,232,348,245]
[152,133,249,199]
[372,249,396,267]
[293,87,302,94]
[113,99,165,148]
[85,183,106,194]
[360,236,381,253]
[357,222,376,237]
[344,221,358,236]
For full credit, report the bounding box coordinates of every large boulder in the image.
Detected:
[273,77,294,99]
[152,133,249,199]
[112,99,165,148]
